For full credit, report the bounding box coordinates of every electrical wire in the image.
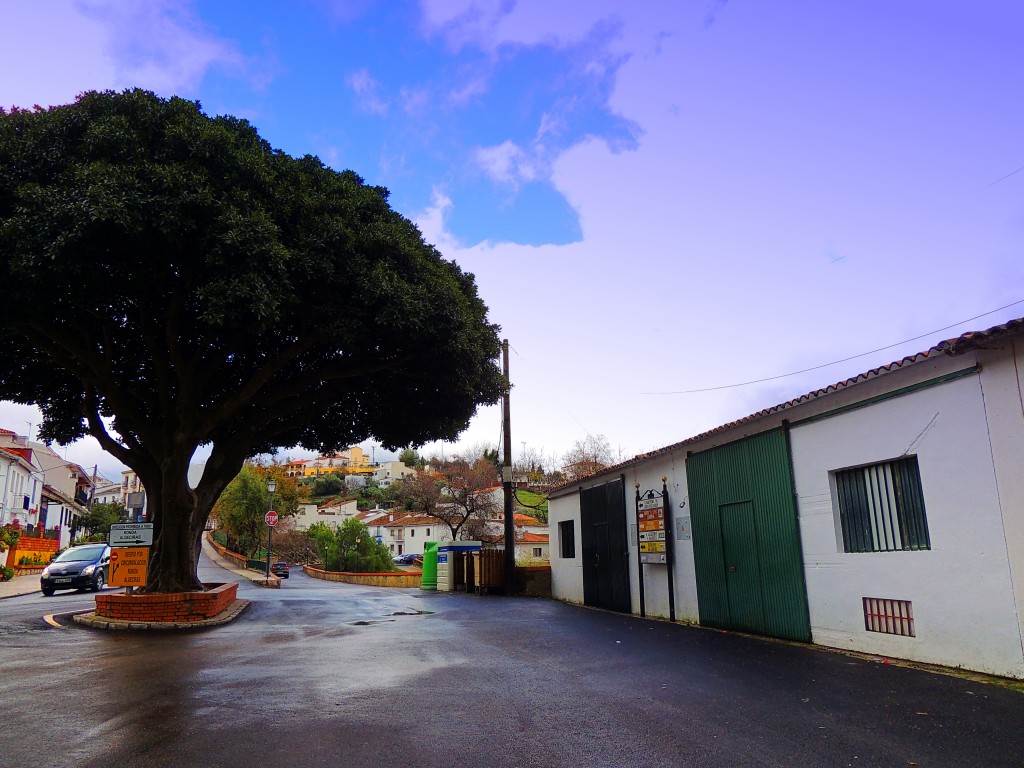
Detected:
[640,299,1024,395]
[980,163,1024,191]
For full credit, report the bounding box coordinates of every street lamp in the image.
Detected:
[265,479,277,578]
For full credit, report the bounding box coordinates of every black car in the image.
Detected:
[270,561,289,578]
[40,543,110,596]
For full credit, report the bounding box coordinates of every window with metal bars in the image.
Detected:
[834,456,930,553]
[863,597,915,637]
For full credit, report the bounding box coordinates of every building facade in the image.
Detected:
[549,318,1024,679]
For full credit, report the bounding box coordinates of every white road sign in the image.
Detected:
[110,523,154,547]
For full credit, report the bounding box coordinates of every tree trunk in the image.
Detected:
[136,440,248,593]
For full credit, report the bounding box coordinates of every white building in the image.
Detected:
[549,317,1024,679]
[292,498,359,530]
[373,461,416,488]
[0,442,44,529]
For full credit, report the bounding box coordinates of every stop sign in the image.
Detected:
[265,510,279,527]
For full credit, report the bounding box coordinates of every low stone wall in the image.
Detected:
[13,564,44,577]
[95,582,238,622]
[205,533,250,569]
[517,565,552,598]
[304,565,422,588]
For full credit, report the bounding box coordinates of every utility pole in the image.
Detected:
[502,340,515,595]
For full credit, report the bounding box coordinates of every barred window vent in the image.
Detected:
[863,597,915,637]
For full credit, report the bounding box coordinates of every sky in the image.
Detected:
[1,0,1022,480]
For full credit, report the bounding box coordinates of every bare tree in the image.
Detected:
[394,458,500,539]
[562,434,615,481]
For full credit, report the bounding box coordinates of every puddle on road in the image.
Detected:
[349,608,434,626]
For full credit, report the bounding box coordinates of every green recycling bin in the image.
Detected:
[420,541,438,590]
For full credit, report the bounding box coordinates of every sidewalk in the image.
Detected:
[201,535,280,588]
[0,571,41,600]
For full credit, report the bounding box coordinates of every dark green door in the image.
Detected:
[720,501,765,633]
[688,429,811,642]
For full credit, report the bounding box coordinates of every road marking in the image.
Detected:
[43,614,63,628]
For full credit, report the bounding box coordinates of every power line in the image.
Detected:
[980,163,1024,191]
[641,299,1024,395]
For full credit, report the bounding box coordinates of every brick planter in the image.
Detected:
[94,582,238,622]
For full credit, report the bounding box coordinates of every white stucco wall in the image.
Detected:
[621,458,700,624]
[974,342,1024,655]
[549,493,585,604]
[790,373,1024,678]
[549,454,701,623]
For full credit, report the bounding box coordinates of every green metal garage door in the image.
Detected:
[687,429,810,642]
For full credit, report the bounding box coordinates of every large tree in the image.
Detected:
[0,90,505,592]
[396,458,500,539]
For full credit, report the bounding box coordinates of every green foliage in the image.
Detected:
[77,502,125,537]
[311,519,395,573]
[398,448,421,468]
[514,490,549,523]
[0,566,13,581]
[19,554,46,565]
[0,528,19,551]
[0,89,506,592]
[310,473,345,497]
[357,483,395,509]
[213,464,301,557]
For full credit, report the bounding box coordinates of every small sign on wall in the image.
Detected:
[677,516,691,540]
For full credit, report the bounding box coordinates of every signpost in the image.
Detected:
[265,510,279,527]
[634,479,675,622]
[109,547,149,588]
[109,523,154,547]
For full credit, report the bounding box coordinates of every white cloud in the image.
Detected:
[474,140,540,188]
[346,67,389,115]
[0,0,249,109]
[414,188,464,253]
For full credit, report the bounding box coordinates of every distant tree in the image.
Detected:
[77,502,126,537]
[270,528,321,565]
[515,445,549,481]
[0,90,505,592]
[562,435,614,481]
[396,458,499,539]
[313,518,394,572]
[310,473,345,497]
[398,448,421,468]
[212,464,300,557]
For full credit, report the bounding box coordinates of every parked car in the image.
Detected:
[393,553,419,565]
[40,543,110,596]
[270,561,290,578]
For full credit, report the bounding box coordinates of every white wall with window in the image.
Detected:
[790,372,1024,678]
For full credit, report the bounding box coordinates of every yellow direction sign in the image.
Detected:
[110,547,149,588]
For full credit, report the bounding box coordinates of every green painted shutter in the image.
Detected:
[688,429,811,642]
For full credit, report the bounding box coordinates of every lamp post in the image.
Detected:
[265,479,277,578]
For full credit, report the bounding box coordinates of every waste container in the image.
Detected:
[436,541,482,591]
[420,541,438,590]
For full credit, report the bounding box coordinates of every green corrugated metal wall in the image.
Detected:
[687,429,811,642]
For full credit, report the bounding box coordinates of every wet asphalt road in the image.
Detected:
[2,555,1023,768]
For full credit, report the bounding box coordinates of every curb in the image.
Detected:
[71,598,251,631]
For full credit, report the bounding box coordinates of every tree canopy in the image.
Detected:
[395,457,500,539]
[0,90,505,591]
[212,464,301,557]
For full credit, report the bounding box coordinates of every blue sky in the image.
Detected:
[2,0,1022,477]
